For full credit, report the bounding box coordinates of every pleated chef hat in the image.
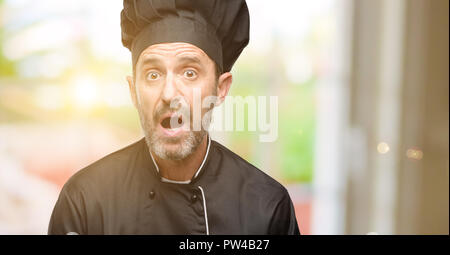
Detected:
[120,0,250,73]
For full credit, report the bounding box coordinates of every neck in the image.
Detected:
[152,134,208,182]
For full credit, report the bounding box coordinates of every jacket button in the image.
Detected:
[149,191,155,199]
[191,194,198,203]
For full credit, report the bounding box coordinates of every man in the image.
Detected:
[48,0,300,235]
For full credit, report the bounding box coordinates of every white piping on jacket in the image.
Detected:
[193,135,211,179]
[198,186,209,235]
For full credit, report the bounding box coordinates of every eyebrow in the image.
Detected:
[177,56,203,65]
[139,57,163,69]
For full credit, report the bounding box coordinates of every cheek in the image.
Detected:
[192,78,216,97]
[136,85,159,114]
[184,80,216,102]
[181,83,214,111]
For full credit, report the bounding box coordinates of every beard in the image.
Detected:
[138,98,213,161]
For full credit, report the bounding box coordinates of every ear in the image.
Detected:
[126,75,138,108]
[215,72,232,106]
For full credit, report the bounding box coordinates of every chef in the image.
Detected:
[48,0,300,235]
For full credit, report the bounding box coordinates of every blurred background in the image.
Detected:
[0,0,448,234]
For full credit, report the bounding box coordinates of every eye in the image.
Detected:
[146,71,160,81]
[183,69,197,79]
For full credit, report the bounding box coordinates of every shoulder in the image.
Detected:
[210,140,297,233]
[62,138,145,195]
[211,140,289,199]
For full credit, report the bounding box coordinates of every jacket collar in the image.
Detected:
[142,134,212,185]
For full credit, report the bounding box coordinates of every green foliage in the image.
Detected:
[227,55,316,184]
[279,78,316,183]
[0,12,16,77]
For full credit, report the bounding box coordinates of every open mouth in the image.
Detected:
[160,115,183,130]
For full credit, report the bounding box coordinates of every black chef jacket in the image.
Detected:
[48,136,300,235]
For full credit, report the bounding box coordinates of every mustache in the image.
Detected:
[153,97,190,123]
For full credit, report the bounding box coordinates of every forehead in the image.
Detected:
[136,42,211,67]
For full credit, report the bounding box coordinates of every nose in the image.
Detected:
[160,72,179,104]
